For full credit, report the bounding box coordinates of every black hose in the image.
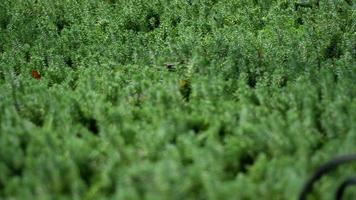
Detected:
[299,154,356,200]
[335,177,356,200]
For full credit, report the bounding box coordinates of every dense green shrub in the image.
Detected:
[0,0,355,199]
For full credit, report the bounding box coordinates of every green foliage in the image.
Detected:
[0,0,355,199]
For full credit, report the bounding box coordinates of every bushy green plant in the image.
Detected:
[0,0,355,199]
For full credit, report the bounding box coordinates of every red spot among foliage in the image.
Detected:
[31,70,41,80]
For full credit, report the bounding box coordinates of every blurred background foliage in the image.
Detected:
[0,0,355,199]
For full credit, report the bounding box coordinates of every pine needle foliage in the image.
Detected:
[0,0,355,199]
